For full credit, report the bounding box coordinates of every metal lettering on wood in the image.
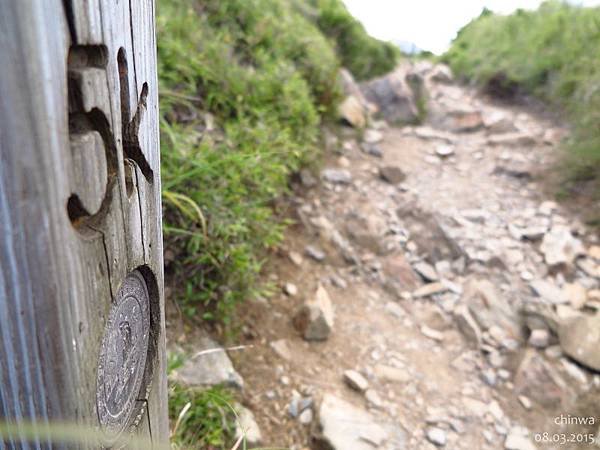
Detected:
[0,0,168,447]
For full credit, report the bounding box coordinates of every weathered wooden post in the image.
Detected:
[0,0,168,447]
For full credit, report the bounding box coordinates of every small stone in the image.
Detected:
[234,405,262,446]
[577,258,600,277]
[174,336,244,389]
[365,389,384,408]
[284,282,298,296]
[322,168,352,184]
[589,245,600,260]
[480,368,497,386]
[289,251,303,266]
[413,261,439,282]
[305,245,326,262]
[436,145,454,157]
[344,369,369,392]
[270,339,292,361]
[528,329,550,348]
[540,225,585,266]
[504,429,535,450]
[379,165,406,184]
[413,282,448,298]
[293,284,335,341]
[299,408,313,425]
[420,325,444,341]
[518,395,532,410]
[562,282,588,309]
[538,201,557,216]
[317,394,388,450]
[426,427,447,447]
[330,275,347,289]
[364,129,383,144]
[374,364,411,383]
[454,304,482,347]
[385,302,406,318]
[362,142,383,157]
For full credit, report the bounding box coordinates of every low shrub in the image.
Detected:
[443,1,600,194]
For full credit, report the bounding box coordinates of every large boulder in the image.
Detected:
[338,95,366,128]
[558,313,600,370]
[339,68,374,114]
[361,66,419,124]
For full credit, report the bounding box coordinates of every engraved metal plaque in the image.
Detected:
[96,270,150,440]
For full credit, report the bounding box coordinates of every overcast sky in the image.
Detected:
[342,0,600,54]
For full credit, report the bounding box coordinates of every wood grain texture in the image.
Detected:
[0,0,167,447]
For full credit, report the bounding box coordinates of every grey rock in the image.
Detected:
[426,427,447,447]
[305,245,326,262]
[344,369,369,392]
[270,339,292,361]
[299,169,317,187]
[234,405,262,446]
[529,279,567,304]
[365,389,384,408]
[396,202,464,263]
[361,142,383,157]
[299,408,313,425]
[528,329,550,348]
[558,313,600,370]
[480,368,498,386]
[540,225,585,266]
[413,261,439,282]
[293,284,335,341]
[514,350,569,407]
[174,336,243,389]
[316,394,388,450]
[361,66,419,124]
[464,279,522,340]
[322,168,352,184]
[484,111,517,134]
[454,304,483,347]
[488,132,537,147]
[429,64,453,83]
[338,95,366,128]
[364,129,384,144]
[413,282,448,298]
[504,429,535,450]
[283,282,298,296]
[379,165,406,184]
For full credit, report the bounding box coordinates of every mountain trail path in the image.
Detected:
[171,69,600,450]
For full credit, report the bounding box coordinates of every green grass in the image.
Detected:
[169,383,237,449]
[158,0,399,324]
[443,0,600,195]
[306,0,401,80]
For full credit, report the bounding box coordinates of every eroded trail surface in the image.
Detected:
[173,67,600,450]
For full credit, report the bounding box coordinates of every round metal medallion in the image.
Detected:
[96,270,150,441]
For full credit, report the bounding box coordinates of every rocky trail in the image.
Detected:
[168,63,600,450]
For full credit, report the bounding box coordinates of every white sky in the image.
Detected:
[342,0,600,54]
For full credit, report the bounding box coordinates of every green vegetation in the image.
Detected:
[443,1,600,194]
[158,0,398,323]
[307,0,401,80]
[169,383,237,449]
